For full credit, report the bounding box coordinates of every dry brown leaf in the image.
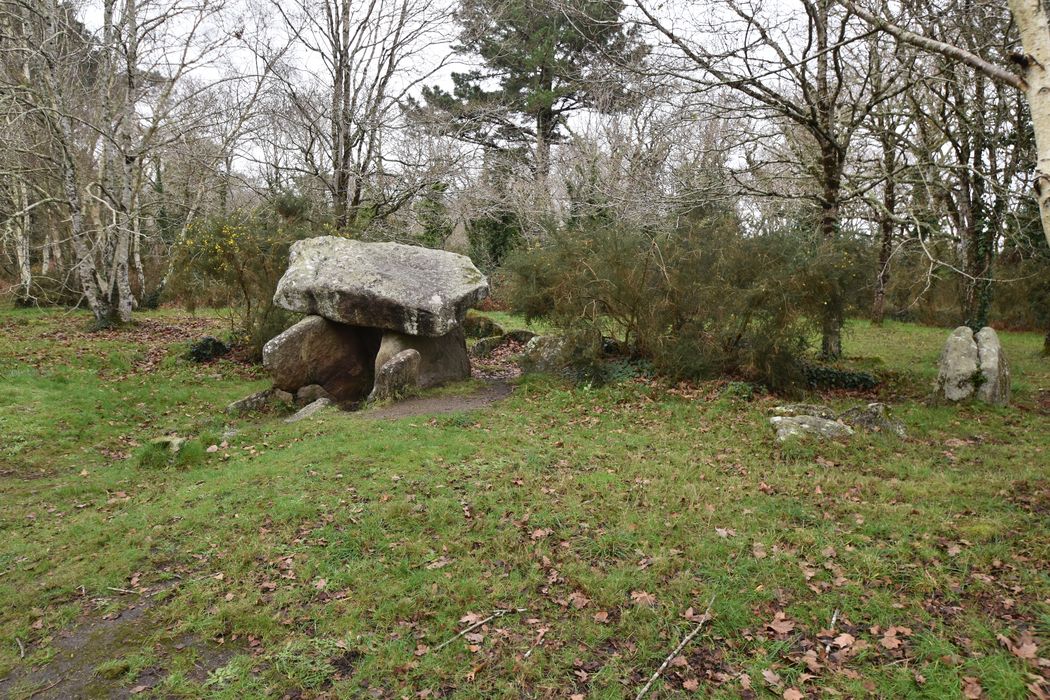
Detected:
[767,611,795,635]
[631,590,656,607]
[683,678,700,691]
[593,610,609,624]
[784,689,805,700]
[425,556,452,570]
[834,633,856,647]
[753,542,768,559]
[962,676,983,699]
[568,591,590,609]
[763,669,783,687]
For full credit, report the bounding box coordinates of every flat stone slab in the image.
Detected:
[769,415,854,442]
[273,236,489,337]
[284,398,334,423]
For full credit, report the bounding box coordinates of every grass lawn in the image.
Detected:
[0,308,1048,698]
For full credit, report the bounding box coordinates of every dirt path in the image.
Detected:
[0,591,236,700]
[361,379,513,420]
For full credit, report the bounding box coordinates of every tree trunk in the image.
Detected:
[818,144,845,359]
[872,129,896,326]
[42,0,112,324]
[814,0,845,360]
[1009,0,1050,247]
[11,179,33,305]
[872,222,892,325]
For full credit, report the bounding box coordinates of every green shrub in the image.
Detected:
[505,217,817,393]
[166,208,316,360]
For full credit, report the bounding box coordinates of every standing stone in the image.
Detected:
[273,237,489,337]
[263,315,380,401]
[936,326,980,401]
[975,327,1011,405]
[369,349,422,401]
[373,327,470,388]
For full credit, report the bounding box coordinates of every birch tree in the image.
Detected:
[841,0,1050,248]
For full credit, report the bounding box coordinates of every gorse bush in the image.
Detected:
[505,214,822,392]
[167,209,313,360]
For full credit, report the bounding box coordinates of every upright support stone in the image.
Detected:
[936,326,979,401]
[369,349,422,401]
[263,316,380,401]
[373,327,470,389]
[975,327,1011,405]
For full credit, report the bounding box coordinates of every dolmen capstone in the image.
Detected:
[263,236,488,404]
[935,326,1010,405]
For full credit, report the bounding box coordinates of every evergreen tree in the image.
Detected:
[418,0,644,180]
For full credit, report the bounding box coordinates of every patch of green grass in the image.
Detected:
[0,309,1047,698]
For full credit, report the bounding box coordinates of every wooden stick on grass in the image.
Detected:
[824,608,840,654]
[433,607,528,652]
[635,594,716,700]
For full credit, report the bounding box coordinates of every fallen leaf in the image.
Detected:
[962,676,983,699]
[834,633,855,647]
[631,590,656,607]
[752,542,768,559]
[593,610,609,624]
[683,678,700,691]
[763,668,783,687]
[568,591,590,609]
[784,689,804,700]
[425,556,452,570]
[414,644,429,656]
[767,611,795,635]
[715,527,736,538]
[682,607,709,623]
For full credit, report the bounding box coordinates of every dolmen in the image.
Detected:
[263,236,489,404]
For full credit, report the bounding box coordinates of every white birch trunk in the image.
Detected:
[1009,0,1050,247]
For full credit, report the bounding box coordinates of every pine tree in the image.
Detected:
[418,0,643,180]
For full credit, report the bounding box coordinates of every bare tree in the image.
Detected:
[260,0,453,232]
[841,0,1050,248]
[630,0,909,357]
